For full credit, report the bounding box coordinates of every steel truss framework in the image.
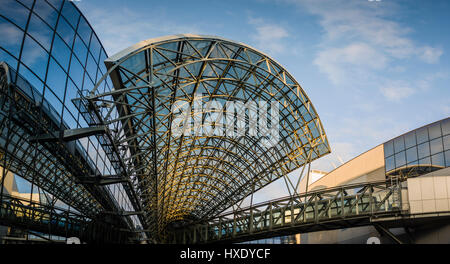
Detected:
[78,35,331,241]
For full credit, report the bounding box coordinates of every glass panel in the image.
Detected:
[384,140,394,158]
[406,147,418,164]
[445,150,450,167]
[430,137,443,155]
[431,152,445,168]
[33,0,59,29]
[85,53,98,82]
[61,1,79,29]
[418,142,430,159]
[51,35,71,71]
[385,156,395,172]
[44,88,62,117]
[0,16,23,58]
[69,56,84,89]
[416,127,429,144]
[89,34,102,62]
[0,0,30,30]
[404,131,416,149]
[18,64,44,94]
[444,135,450,151]
[395,151,406,167]
[73,34,88,65]
[428,123,442,140]
[419,157,431,165]
[0,50,18,73]
[46,58,67,99]
[46,0,63,11]
[21,36,49,80]
[394,136,405,153]
[76,16,92,47]
[26,13,53,51]
[442,119,450,136]
[56,16,76,46]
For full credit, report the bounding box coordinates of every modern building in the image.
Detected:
[297,117,450,243]
[0,0,449,244]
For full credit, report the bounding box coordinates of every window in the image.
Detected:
[394,136,405,153]
[21,36,49,80]
[416,127,429,144]
[406,147,418,164]
[404,131,416,149]
[384,140,394,158]
[395,151,406,167]
[431,152,445,168]
[418,142,430,159]
[0,17,23,58]
[430,137,443,155]
[428,123,442,140]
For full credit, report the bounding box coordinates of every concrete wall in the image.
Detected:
[299,144,386,193]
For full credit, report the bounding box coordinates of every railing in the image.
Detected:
[0,194,90,239]
[170,180,403,244]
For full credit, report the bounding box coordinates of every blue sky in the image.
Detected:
[76,0,450,200]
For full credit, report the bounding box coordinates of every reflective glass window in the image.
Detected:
[21,36,49,80]
[395,151,406,167]
[428,123,442,140]
[73,34,88,65]
[384,140,394,158]
[77,16,92,47]
[385,155,395,172]
[404,131,416,149]
[89,35,102,62]
[56,16,75,46]
[406,147,418,164]
[444,135,450,151]
[443,119,450,136]
[51,35,71,71]
[46,0,61,9]
[0,17,23,58]
[0,0,29,30]
[419,157,431,166]
[27,13,53,50]
[418,142,430,159]
[416,127,429,144]
[46,58,67,99]
[445,150,450,167]
[18,64,44,94]
[19,0,34,8]
[0,50,18,72]
[33,0,59,29]
[431,152,445,168]
[69,56,84,89]
[394,136,405,153]
[44,88,62,116]
[61,1,79,29]
[85,53,98,82]
[430,137,443,155]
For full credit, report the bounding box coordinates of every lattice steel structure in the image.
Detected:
[79,34,331,241]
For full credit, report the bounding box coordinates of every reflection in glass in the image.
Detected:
[26,14,53,50]
[21,36,49,79]
[418,142,430,159]
[404,131,416,149]
[394,137,405,153]
[384,141,394,158]
[406,147,418,163]
[416,127,429,144]
[445,150,450,167]
[430,137,443,155]
[444,135,450,151]
[395,151,406,167]
[431,152,445,168]
[428,123,442,140]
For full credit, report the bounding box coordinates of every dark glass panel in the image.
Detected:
[69,56,84,89]
[445,150,450,167]
[384,140,394,158]
[442,119,450,136]
[61,1,79,29]
[404,131,416,149]
[18,64,44,94]
[0,50,18,71]
[85,53,98,82]
[76,16,92,47]
[46,0,63,11]
[21,36,49,80]
[33,0,58,29]
[0,16,23,58]
[27,13,53,50]
[395,151,406,168]
[430,137,443,155]
[89,34,102,62]
[0,0,29,30]
[428,122,442,140]
[46,58,66,99]
[73,34,88,65]
[431,152,445,168]
[394,136,405,153]
[56,16,75,46]
[406,146,418,164]
[51,34,71,70]
[44,87,62,116]
[416,127,429,144]
[417,142,430,159]
[444,135,450,151]
[385,155,395,172]
[18,0,34,8]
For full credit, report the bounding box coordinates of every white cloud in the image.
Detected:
[248,17,290,55]
[283,0,444,86]
[379,80,415,101]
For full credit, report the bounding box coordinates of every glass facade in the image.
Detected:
[0,0,141,229]
[384,117,450,177]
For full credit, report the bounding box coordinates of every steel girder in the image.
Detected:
[79,35,331,241]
